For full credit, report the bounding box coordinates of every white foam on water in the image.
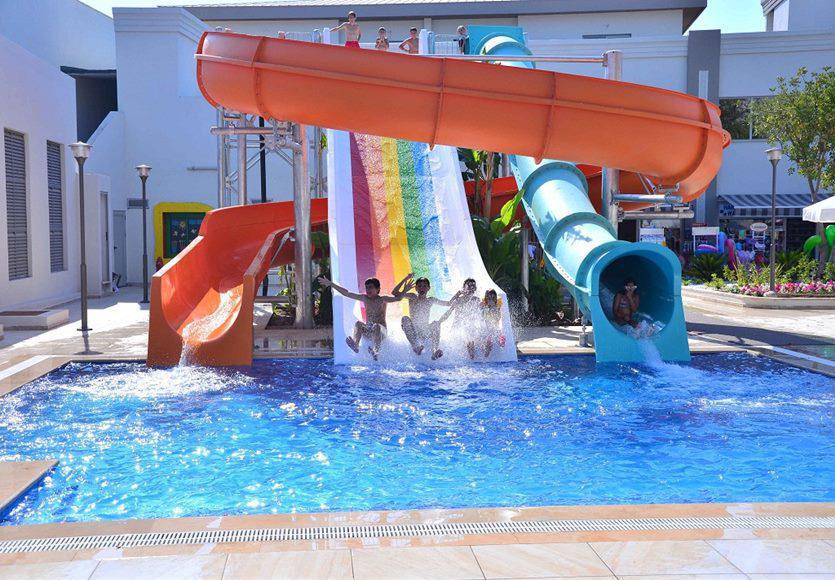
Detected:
[58,364,252,399]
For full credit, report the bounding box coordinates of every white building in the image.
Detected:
[1,0,833,310]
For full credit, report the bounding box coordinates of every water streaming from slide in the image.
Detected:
[178,290,241,365]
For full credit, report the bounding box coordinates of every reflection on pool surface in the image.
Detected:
[1,353,833,525]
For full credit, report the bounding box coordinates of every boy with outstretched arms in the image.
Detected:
[318,274,412,360]
[393,274,457,360]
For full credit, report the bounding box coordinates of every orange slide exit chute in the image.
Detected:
[196,32,729,204]
[148,199,327,366]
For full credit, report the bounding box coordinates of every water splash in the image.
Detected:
[179,290,241,366]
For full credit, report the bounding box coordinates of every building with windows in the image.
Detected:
[1,0,833,310]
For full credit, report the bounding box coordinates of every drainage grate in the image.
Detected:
[1,516,833,554]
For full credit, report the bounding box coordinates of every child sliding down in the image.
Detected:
[480,289,506,358]
[437,278,481,359]
[394,274,456,360]
[318,274,412,360]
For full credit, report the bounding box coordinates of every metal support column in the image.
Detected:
[216,107,226,208]
[293,123,313,328]
[237,116,248,205]
[520,225,529,312]
[601,50,623,231]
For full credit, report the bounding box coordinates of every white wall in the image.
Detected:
[520,10,683,40]
[0,0,115,69]
[0,34,80,309]
[717,30,835,199]
[83,173,114,297]
[112,8,215,282]
[785,0,835,32]
[528,36,688,92]
[719,30,835,96]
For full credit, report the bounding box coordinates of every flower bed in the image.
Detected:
[729,280,835,297]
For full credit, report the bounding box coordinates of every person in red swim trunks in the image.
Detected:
[332,11,361,48]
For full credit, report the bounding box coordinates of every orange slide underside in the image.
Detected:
[148,199,327,366]
[196,32,729,203]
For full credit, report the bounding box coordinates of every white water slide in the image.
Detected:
[326,130,517,364]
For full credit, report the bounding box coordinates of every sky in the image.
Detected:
[79,0,768,34]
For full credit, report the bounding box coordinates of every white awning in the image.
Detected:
[803,196,835,223]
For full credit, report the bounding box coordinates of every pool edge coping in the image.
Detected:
[1,502,833,551]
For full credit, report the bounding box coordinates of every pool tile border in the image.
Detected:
[0,461,58,515]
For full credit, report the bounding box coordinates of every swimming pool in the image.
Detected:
[1,353,833,525]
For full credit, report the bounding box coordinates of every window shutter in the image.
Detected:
[4,129,29,280]
[46,141,65,272]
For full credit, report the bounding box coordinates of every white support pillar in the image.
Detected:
[601,50,623,231]
[237,115,248,205]
[216,107,226,208]
[293,122,313,328]
[419,29,429,55]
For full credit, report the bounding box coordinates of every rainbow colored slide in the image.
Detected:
[327,131,516,363]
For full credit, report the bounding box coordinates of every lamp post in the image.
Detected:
[136,164,152,304]
[70,141,92,332]
[765,147,782,295]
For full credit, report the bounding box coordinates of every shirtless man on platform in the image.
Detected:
[332,11,361,48]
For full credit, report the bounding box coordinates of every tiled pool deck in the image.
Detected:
[1,287,834,578]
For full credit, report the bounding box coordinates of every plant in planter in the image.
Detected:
[311,231,333,326]
[471,191,564,325]
[688,253,727,283]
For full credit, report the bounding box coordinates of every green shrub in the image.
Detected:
[728,262,779,287]
[524,266,563,325]
[706,274,726,290]
[776,250,803,273]
[311,231,332,326]
[824,261,835,282]
[688,253,727,282]
[786,254,817,283]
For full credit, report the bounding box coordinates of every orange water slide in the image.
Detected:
[196,32,729,204]
[148,199,327,366]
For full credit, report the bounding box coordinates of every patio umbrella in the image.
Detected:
[802,195,835,223]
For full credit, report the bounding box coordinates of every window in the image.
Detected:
[719,97,768,141]
[163,212,205,259]
[46,141,65,272]
[4,129,29,280]
[582,33,632,39]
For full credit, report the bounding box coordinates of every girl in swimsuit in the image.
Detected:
[613,278,640,328]
[480,289,506,357]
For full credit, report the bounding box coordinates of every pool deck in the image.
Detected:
[0,460,57,514]
[1,502,834,578]
[1,287,834,578]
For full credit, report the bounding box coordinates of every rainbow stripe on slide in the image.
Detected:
[349,133,451,296]
[327,130,516,364]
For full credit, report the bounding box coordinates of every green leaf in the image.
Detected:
[497,189,524,229]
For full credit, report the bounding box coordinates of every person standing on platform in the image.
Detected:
[399,27,419,54]
[332,11,362,48]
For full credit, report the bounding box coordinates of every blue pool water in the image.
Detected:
[1,353,833,525]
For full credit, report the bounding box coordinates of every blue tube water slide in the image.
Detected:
[467,26,690,363]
